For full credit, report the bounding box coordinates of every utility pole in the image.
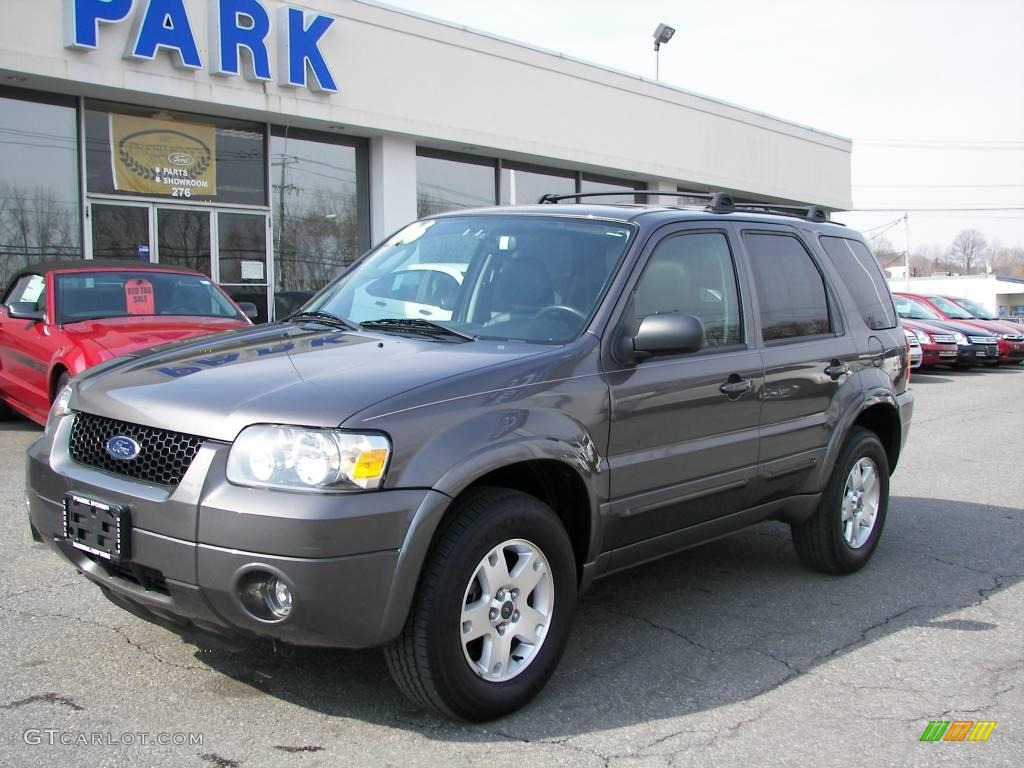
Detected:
[904,212,911,290]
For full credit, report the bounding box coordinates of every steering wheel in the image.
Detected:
[534,304,586,324]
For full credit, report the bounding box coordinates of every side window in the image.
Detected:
[4,274,46,308]
[820,237,897,330]
[632,232,743,347]
[744,233,831,341]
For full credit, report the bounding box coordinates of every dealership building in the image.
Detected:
[0,0,852,321]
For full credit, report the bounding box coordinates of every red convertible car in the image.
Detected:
[0,260,252,425]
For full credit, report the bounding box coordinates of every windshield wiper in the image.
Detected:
[287,310,359,330]
[359,318,475,341]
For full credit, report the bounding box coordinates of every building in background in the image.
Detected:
[0,0,851,321]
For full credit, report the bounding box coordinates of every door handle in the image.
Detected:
[719,376,753,396]
[418,309,432,316]
[374,301,386,307]
[824,359,850,380]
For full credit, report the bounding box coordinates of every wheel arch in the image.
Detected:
[373,441,601,646]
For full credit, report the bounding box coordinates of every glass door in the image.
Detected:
[87,201,271,322]
[156,208,211,275]
[89,202,153,261]
[216,211,270,323]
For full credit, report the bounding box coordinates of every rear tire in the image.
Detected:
[384,487,577,721]
[791,427,890,575]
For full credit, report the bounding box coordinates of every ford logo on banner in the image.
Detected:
[106,436,141,461]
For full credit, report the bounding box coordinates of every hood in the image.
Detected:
[72,323,547,441]
[920,318,998,339]
[64,315,250,357]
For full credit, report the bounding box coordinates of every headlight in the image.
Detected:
[45,384,73,435]
[226,425,390,491]
[954,332,969,346]
[913,329,931,344]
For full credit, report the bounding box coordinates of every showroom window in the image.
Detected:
[580,174,645,205]
[417,150,497,217]
[84,101,266,206]
[270,127,369,314]
[0,89,81,287]
[500,162,576,205]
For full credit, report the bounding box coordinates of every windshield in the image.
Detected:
[307,215,634,343]
[926,295,973,319]
[944,296,995,320]
[894,296,941,320]
[56,271,243,324]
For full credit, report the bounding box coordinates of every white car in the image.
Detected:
[348,263,467,324]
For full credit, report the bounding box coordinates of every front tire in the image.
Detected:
[384,487,577,720]
[791,427,890,575]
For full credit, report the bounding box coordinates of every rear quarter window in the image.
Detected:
[819,236,897,330]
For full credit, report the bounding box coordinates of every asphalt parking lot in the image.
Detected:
[1,366,1021,768]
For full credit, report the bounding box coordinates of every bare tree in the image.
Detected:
[948,229,987,275]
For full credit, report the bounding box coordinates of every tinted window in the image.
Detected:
[820,237,897,330]
[745,233,831,341]
[926,295,974,319]
[632,232,743,347]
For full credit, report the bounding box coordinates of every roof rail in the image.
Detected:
[536,189,835,223]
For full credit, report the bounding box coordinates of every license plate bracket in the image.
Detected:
[63,493,131,562]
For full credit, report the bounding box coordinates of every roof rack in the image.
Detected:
[536,190,834,223]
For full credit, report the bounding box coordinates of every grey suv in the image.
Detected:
[26,193,913,720]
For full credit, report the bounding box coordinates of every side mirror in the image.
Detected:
[6,302,45,322]
[632,313,704,360]
[236,302,259,320]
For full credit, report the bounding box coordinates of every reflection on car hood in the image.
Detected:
[63,315,250,356]
[72,323,545,441]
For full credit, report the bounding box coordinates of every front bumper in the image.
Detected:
[27,415,445,649]
[997,339,1024,363]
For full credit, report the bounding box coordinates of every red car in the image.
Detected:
[942,295,1024,365]
[901,318,960,368]
[894,292,1024,366]
[0,260,252,424]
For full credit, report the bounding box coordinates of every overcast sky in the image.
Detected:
[379,0,1024,254]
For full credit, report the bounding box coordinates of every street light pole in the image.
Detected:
[652,23,675,80]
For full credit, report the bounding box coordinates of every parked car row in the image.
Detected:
[893,292,1024,371]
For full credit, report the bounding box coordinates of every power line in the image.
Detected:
[850,206,1024,212]
[854,183,1024,189]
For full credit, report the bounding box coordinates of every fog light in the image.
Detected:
[238,571,294,622]
[265,577,293,617]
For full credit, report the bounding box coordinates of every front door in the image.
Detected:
[87,201,271,321]
[603,226,764,556]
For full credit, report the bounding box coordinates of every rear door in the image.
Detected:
[738,227,860,504]
[603,225,763,553]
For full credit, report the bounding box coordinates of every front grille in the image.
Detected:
[69,413,203,486]
[1004,334,1023,342]
[931,334,955,343]
[969,336,998,345]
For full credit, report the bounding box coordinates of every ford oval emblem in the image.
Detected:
[106,436,141,461]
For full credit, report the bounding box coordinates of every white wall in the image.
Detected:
[0,0,852,210]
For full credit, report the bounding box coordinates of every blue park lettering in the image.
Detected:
[63,0,337,92]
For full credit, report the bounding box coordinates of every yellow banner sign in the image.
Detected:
[110,114,217,198]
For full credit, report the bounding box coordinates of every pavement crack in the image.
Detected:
[2,692,84,711]
[600,606,715,653]
[200,754,241,768]
[29,611,215,674]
